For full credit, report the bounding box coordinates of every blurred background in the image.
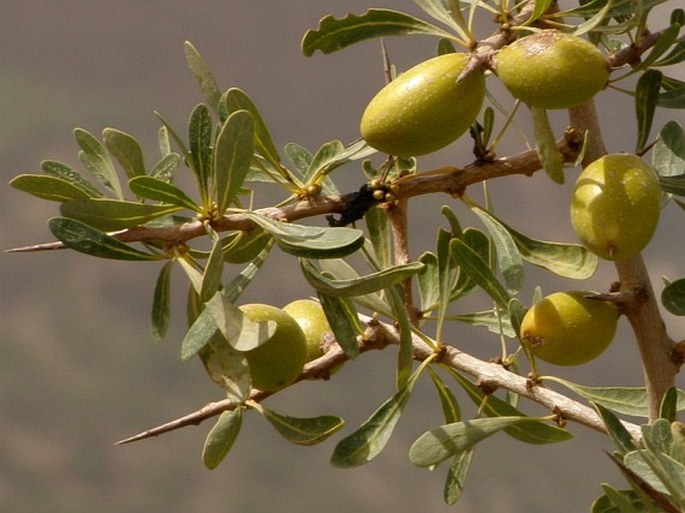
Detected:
[1,1,683,512]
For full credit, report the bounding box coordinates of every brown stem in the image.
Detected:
[569,101,677,421]
[7,135,582,254]
[115,315,642,445]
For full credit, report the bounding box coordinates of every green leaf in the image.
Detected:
[258,407,345,446]
[445,309,516,338]
[149,153,182,181]
[331,359,430,468]
[444,449,474,506]
[635,69,663,153]
[656,40,685,67]
[200,235,225,303]
[151,260,173,342]
[60,198,181,231]
[503,219,598,279]
[202,410,242,470]
[154,111,189,156]
[222,229,273,265]
[48,217,160,260]
[214,110,254,215]
[10,174,95,202]
[102,127,146,179]
[224,238,274,304]
[74,127,124,198]
[427,367,461,424]
[284,142,313,174]
[300,258,423,297]
[307,139,375,184]
[446,367,572,444]
[528,0,555,24]
[41,159,103,197]
[449,238,511,308]
[662,278,685,315]
[365,206,392,268]
[128,175,201,212]
[184,41,222,113]
[545,376,685,417]
[221,88,280,169]
[246,213,365,259]
[593,486,644,513]
[593,402,638,454]
[658,84,685,109]
[302,8,453,56]
[409,416,550,468]
[640,23,681,69]
[661,387,679,422]
[188,103,213,199]
[181,307,218,361]
[418,251,440,312]
[387,284,413,389]
[316,292,363,359]
[653,121,685,177]
[531,106,564,184]
[471,206,524,293]
[317,259,391,314]
[413,0,466,33]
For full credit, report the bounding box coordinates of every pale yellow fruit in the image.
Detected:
[520,291,619,366]
[283,299,332,362]
[239,304,308,392]
[570,154,661,261]
[360,53,485,156]
[495,30,610,109]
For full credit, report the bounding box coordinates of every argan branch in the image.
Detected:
[8,133,582,254]
[116,314,642,446]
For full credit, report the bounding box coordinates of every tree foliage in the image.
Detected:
[7,0,685,510]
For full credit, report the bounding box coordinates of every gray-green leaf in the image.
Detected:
[259,407,345,446]
[202,410,242,469]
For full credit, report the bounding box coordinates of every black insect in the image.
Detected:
[326,183,392,227]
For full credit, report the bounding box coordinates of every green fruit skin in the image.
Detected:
[239,304,308,392]
[360,53,485,157]
[520,291,619,366]
[283,299,332,362]
[570,154,661,261]
[495,30,609,109]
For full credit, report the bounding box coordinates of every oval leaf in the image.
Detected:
[202,410,243,470]
[75,127,123,198]
[302,8,453,56]
[60,198,181,231]
[10,174,94,202]
[246,212,365,259]
[102,127,146,178]
[48,217,160,260]
[330,359,428,468]
[409,417,547,468]
[259,407,345,446]
[317,292,363,359]
[151,260,173,342]
[662,278,685,315]
[301,258,424,297]
[129,175,201,212]
[184,41,222,112]
[635,69,663,153]
[214,110,254,215]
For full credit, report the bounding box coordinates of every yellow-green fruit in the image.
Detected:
[520,291,620,366]
[360,53,486,156]
[283,299,332,362]
[570,154,661,261]
[239,304,308,392]
[495,30,610,109]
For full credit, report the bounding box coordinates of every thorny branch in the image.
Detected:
[115,315,642,446]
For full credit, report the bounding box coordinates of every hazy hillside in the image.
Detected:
[1,2,682,513]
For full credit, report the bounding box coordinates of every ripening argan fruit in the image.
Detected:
[570,154,661,261]
[239,304,308,392]
[283,299,332,362]
[520,291,619,366]
[360,53,486,156]
[495,30,610,109]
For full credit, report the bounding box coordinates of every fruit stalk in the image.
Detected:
[569,100,678,421]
